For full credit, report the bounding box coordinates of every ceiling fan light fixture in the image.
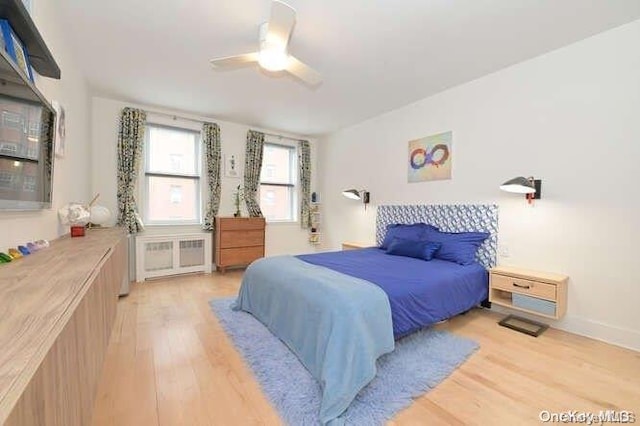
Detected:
[258,47,289,71]
[209,1,322,85]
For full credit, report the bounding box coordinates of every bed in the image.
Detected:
[298,247,489,338]
[233,204,498,425]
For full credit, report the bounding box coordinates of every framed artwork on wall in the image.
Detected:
[225,153,239,178]
[408,131,453,182]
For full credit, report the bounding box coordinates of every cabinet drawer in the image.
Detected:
[217,217,265,231]
[219,230,264,249]
[491,274,556,301]
[219,246,264,267]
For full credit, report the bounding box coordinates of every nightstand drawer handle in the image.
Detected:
[512,282,531,289]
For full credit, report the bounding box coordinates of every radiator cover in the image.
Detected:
[135,233,212,282]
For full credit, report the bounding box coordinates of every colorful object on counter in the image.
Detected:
[0,240,51,265]
[7,248,23,259]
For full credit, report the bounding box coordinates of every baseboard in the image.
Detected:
[555,316,640,352]
[489,306,640,352]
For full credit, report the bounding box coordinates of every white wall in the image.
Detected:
[318,20,640,350]
[0,2,91,248]
[90,96,319,257]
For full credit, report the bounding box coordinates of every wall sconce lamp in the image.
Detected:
[342,189,370,209]
[500,176,542,204]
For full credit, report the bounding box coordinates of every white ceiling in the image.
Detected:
[57,0,640,136]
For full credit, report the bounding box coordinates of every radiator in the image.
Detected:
[135,232,212,282]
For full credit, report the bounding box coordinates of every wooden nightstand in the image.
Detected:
[489,266,568,320]
[341,242,372,250]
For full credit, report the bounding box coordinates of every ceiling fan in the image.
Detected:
[210,0,322,86]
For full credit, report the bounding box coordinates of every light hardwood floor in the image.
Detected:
[92,272,640,426]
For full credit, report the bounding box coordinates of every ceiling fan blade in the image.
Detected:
[287,55,322,86]
[267,1,296,47]
[210,53,259,69]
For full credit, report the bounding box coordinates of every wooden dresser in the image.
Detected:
[215,217,266,273]
[0,228,127,426]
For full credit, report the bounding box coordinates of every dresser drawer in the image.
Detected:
[219,230,264,249]
[491,273,556,301]
[217,217,265,231]
[219,246,264,267]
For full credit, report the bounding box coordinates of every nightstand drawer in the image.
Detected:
[491,274,556,300]
[512,294,557,317]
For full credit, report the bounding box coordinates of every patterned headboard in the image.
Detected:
[376,204,499,268]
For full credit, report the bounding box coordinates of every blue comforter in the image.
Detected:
[233,255,394,425]
[298,248,488,337]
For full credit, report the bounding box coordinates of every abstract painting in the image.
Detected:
[408,131,452,182]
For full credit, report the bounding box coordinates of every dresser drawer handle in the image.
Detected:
[512,282,531,289]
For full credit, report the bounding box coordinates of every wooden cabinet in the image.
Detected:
[489,265,568,320]
[215,217,265,273]
[0,228,127,425]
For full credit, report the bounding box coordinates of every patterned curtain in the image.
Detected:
[243,130,265,217]
[202,122,222,231]
[116,107,146,233]
[298,140,311,228]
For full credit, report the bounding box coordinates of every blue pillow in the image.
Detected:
[385,237,442,261]
[380,223,439,250]
[423,229,489,265]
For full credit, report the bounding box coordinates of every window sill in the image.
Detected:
[265,220,299,226]
[144,223,203,227]
[138,224,207,235]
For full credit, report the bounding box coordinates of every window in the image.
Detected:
[169,185,183,204]
[0,171,15,190]
[169,154,183,172]
[143,124,201,224]
[27,121,40,141]
[2,111,24,131]
[259,142,297,221]
[23,175,36,192]
[0,143,17,155]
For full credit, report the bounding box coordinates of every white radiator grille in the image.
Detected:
[144,241,174,271]
[136,233,211,282]
[180,239,204,267]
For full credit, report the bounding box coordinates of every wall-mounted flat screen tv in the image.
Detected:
[0,49,55,210]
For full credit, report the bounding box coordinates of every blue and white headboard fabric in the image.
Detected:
[376,204,499,268]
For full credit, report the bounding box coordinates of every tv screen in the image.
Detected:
[0,55,55,210]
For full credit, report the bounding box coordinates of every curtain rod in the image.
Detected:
[145,109,305,142]
[262,132,305,143]
[145,109,206,125]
